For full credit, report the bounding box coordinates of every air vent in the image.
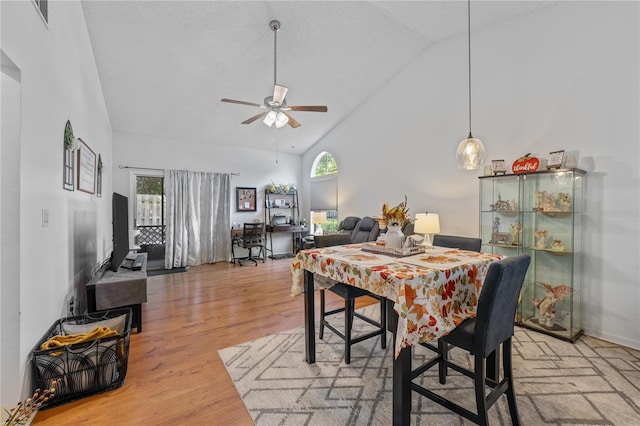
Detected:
[32,0,48,24]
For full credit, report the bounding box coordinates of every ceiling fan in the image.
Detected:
[221,20,328,129]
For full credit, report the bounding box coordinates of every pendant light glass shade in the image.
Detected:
[457,133,485,170]
[457,0,485,170]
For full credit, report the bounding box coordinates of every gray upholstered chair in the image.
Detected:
[412,255,530,425]
[433,234,482,252]
[401,221,414,236]
[350,216,380,243]
[315,234,386,364]
[337,216,360,237]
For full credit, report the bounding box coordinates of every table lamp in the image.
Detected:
[414,213,440,246]
[312,211,327,235]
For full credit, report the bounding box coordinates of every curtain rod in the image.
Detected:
[118,165,240,176]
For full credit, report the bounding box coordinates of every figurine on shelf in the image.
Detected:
[557,192,571,211]
[535,230,548,249]
[491,217,500,242]
[531,282,573,328]
[511,221,522,245]
[551,239,564,251]
[494,194,511,212]
[534,191,544,211]
[534,190,557,211]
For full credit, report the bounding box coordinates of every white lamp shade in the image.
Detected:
[263,110,277,127]
[456,136,486,170]
[414,213,441,234]
[312,211,327,224]
[275,111,289,128]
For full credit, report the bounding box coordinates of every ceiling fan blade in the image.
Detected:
[221,98,263,108]
[242,111,268,124]
[283,112,301,128]
[273,85,288,105]
[287,105,328,112]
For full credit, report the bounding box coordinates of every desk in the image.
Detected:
[291,244,502,425]
[266,224,308,259]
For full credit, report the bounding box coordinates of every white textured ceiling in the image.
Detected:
[81,1,559,155]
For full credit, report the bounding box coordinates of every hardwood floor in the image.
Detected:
[33,259,375,425]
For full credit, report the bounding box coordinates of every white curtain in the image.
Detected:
[164,170,232,268]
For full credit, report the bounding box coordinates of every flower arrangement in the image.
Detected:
[380,195,409,227]
[266,181,296,194]
[2,381,56,426]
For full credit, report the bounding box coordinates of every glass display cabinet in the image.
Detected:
[479,169,586,341]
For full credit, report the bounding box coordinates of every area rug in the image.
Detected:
[146,267,187,277]
[218,305,640,425]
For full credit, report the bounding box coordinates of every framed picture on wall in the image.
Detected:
[76,138,96,194]
[236,187,257,212]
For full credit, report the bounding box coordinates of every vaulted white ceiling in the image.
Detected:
[81,1,560,154]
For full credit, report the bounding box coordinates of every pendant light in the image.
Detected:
[456,0,486,170]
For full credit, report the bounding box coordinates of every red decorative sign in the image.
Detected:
[512,155,540,174]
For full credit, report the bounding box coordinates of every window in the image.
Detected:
[135,175,165,246]
[310,152,338,234]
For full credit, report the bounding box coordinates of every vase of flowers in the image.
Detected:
[380,195,409,249]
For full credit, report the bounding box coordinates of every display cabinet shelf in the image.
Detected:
[479,168,586,342]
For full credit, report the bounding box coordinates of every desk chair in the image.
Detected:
[412,255,530,426]
[315,234,386,364]
[237,223,265,266]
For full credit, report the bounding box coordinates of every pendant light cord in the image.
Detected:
[467,0,472,138]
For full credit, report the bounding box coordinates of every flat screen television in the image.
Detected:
[111,192,130,272]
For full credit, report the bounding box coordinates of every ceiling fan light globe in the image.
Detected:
[263,110,277,127]
[275,111,289,128]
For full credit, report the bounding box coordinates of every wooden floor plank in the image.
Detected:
[33,259,375,425]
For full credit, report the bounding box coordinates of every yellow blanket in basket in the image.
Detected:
[40,326,118,351]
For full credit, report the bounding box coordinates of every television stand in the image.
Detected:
[86,253,147,332]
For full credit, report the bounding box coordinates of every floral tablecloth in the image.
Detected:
[290,244,503,357]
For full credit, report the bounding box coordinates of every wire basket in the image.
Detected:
[31,308,132,409]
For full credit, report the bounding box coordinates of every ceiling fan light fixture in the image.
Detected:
[275,111,289,128]
[263,110,277,127]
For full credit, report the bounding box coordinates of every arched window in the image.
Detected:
[310,152,338,234]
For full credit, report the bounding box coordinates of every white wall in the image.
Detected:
[0,0,112,405]
[302,1,640,348]
[111,131,303,256]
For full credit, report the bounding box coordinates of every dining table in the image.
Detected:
[290,242,503,425]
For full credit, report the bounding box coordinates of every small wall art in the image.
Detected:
[491,159,506,175]
[96,154,103,197]
[547,150,565,169]
[76,138,96,194]
[63,120,75,191]
[236,187,257,212]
